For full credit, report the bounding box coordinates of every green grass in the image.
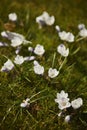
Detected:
[0,0,87,130]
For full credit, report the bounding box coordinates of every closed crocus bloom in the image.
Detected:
[71,98,83,109]
[34,44,45,56]
[14,55,24,65]
[78,24,85,30]
[24,56,35,61]
[64,115,71,123]
[33,61,44,75]
[1,59,14,72]
[48,68,59,78]
[8,12,17,21]
[57,44,69,57]
[79,28,87,37]
[55,25,60,32]
[55,90,71,110]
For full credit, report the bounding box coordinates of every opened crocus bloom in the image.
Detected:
[55,90,71,110]
[48,68,59,78]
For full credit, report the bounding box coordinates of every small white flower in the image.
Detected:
[57,44,69,57]
[1,59,14,72]
[34,44,45,56]
[33,61,44,75]
[8,13,17,21]
[79,28,87,37]
[20,98,30,108]
[71,98,83,109]
[78,24,85,30]
[48,68,59,78]
[14,55,24,65]
[55,90,71,110]
[58,31,74,42]
[64,115,70,123]
[36,11,55,28]
[24,56,35,61]
[55,25,60,32]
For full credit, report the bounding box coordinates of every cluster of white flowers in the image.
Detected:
[1,31,31,47]
[36,11,55,29]
[33,60,60,78]
[58,31,74,42]
[55,90,83,122]
[55,90,83,110]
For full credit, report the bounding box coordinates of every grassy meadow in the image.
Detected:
[0,0,87,130]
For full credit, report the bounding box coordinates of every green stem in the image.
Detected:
[59,57,67,71]
[52,53,56,68]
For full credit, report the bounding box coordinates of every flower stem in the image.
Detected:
[59,57,67,71]
[52,52,56,68]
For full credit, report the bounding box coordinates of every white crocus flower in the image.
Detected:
[48,68,59,78]
[33,61,44,75]
[14,55,24,65]
[78,24,85,30]
[55,90,71,110]
[36,11,55,28]
[58,31,74,42]
[79,28,87,37]
[64,115,71,123]
[8,12,17,21]
[1,31,31,47]
[57,44,69,57]
[1,59,14,72]
[71,98,83,109]
[34,44,45,56]
[20,98,30,108]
